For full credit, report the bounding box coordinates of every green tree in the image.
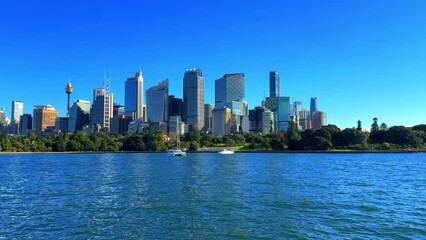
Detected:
[311,136,332,150]
[121,134,146,151]
[334,128,366,146]
[371,117,379,133]
[322,125,341,139]
[314,128,332,142]
[385,126,423,147]
[357,120,362,131]
[286,120,302,150]
[380,123,388,131]
[412,124,426,132]
[189,141,200,151]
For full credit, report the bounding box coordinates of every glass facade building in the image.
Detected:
[19,114,32,134]
[11,101,23,122]
[215,73,245,107]
[55,117,69,133]
[146,79,169,123]
[183,69,204,130]
[125,70,144,119]
[310,97,318,119]
[269,71,280,97]
[293,101,302,117]
[68,100,90,132]
[265,96,290,131]
[168,95,183,117]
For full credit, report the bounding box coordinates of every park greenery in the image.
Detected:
[0,120,425,153]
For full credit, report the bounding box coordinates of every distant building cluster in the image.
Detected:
[0,69,327,136]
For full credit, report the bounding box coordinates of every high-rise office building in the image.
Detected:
[293,101,302,117]
[265,96,291,131]
[19,114,32,134]
[299,109,310,119]
[168,95,183,117]
[215,73,245,107]
[249,106,267,133]
[183,68,204,130]
[168,115,184,136]
[68,100,90,132]
[125,70,144,119]
[90,88,113,131]
[110,104,132,135]
[312,111,327,129]
[262,110,274,134]
[55,117,69,133]
[113,103,124,117]
[0,108,5,123]
[298,109,311,131]
[269,71,280,97]
[33,105,58,132]
[146,79,169,123]
[204,104,213,132]
[242,101,248,116]
[212,107,232,136]
[310,97,318,119]
[11,101,23,122]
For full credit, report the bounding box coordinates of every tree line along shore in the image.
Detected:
[0,123,425,153]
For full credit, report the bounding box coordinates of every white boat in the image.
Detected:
[168,120,186,157]
[218,149,235,154]
[168,149,186,157]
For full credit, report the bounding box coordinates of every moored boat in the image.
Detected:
[218,149,235,154]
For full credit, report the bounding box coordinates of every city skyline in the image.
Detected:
[1,0,425,128]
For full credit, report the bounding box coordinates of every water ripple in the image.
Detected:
[0,153,425,239]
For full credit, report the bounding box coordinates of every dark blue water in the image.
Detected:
[0,153,425,239]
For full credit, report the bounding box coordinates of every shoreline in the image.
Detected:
[0,150,425,155]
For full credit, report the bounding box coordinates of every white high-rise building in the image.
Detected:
[90,88,113,131]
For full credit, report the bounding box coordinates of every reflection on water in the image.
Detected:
[0,153,425,239]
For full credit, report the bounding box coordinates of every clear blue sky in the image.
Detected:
[1,0,425,129]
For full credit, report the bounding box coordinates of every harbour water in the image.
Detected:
[0,153,425,239]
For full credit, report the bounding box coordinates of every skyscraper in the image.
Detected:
[212,107,232,136]
[55,117,69,133]
[293,101,302,117]
[183,68,204,130]
[269,71,280,97]
[310,97,318,119]
[312,111,327,129]
[215,73,245,107]
[265,96,291,131]
[68,100,90,132]
[19,114,32,134]
[249,106,267,133]
[146,79,169,123]
[11,101,23,122]
[262,109,274,134]
[90,88,113,131]
[168,95,183,117]
[125,70,144,119]
[33,105,58,132]
[0,109,5,123]
[204,103,213,132]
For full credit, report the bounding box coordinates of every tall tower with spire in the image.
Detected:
[65,82,73,117]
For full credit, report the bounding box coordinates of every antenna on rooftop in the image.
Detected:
[105,69,111,94]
